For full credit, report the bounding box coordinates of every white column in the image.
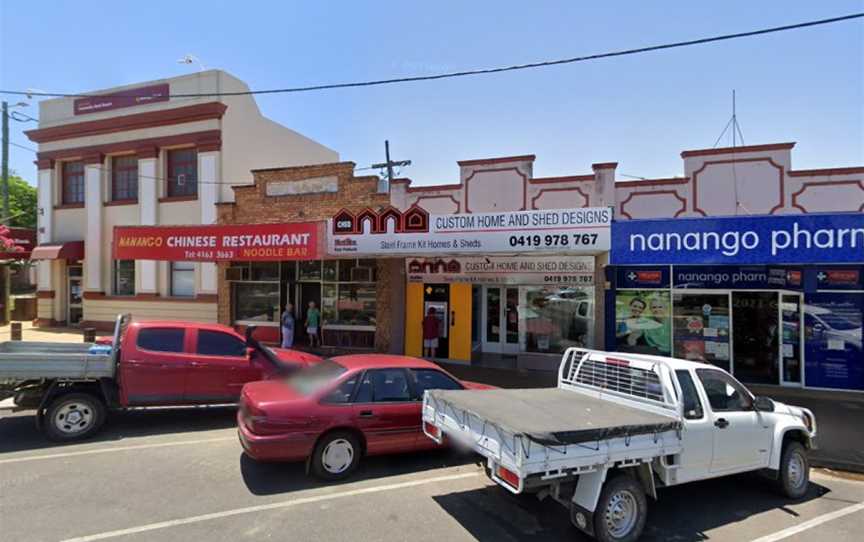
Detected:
[137,152,158,294]
[37,163,55,292]
[84,155,104,292]
[198,151,220,294]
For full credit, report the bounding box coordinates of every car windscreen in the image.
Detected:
[287,359,347,396]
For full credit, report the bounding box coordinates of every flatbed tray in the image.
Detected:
[427,388,681,446]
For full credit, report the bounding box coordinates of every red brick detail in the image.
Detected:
[592,162,618,170]
[103,200,138,207]
[136,145,159,159]
[457,155,536,167]
[36,158,55,170]
[412,195,461,213]
[37,290,56,299]
[791,180,864,213]
[36,130,221,162]
[531,175,595,184]
[464,166,527,213]
[159,195,198,203]
[615,177,689,188]
[54,203,85,210]
[619,190,688,219]
[691,157,785,216]
[83,153,104,165]
[531,187,589,209]
[788,166,864,177]
[681,142,795,158]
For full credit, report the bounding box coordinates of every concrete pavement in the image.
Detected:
[2,407,864,542]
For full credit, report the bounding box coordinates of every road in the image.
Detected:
[2,407,863,542]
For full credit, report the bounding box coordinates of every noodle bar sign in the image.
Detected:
[113,223,319,261]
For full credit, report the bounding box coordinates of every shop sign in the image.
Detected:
[113,223,318,261]
[616,267,670,288]
[74,84,169,115]
[406,256,594,285]
[329,206,612,256]
[804,292,863,390]
[673,265,804,290]
[817,267,863,290]
[611,213,864,265]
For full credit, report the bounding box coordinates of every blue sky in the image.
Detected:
[1,1,862,186]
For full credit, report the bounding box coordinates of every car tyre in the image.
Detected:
[778,440,809,499]
[593,474,647,542]
[44,393,107,442]
[311,431,361,481]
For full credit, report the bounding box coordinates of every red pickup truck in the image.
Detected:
[0,315,319,441]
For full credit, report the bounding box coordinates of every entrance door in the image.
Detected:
[423,284,450,358]
[732,292,779,385]
[482,286,519,354]
[780,293,804,386]
[67,266,83,326]
[298,283,321,345]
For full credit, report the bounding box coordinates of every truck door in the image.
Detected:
[187,329,260,403]
[351,368,419,454]
[695,368,772,473]
[671,369,714,483]
[119,327,189,405]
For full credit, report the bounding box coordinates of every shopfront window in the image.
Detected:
[233,282,280,322]
[672,293,731,371]
[170,261,195,297]
[298,260,322,281]
[523,285,594,353]
[112,260,135,296]
[615,290,672,356]
[335,283,376,325]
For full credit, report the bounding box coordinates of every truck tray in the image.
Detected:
[427,388,681,446]
[0,341,114,381]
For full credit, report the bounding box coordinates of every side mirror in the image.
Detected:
[246,347,256,359]
[754,396,775,412]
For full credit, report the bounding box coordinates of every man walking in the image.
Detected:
[306,301,321,347]
[281,303,295,349]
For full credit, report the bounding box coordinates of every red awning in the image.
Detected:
[30,241,85,261]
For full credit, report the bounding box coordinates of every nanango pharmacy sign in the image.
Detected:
[611,213,864,265]
[328,206,612,256]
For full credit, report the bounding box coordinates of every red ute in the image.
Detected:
[238,354,494,480]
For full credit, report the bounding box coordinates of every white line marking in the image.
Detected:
[61,471,481,542]
[750,501,864,542]
[0,436,235,465]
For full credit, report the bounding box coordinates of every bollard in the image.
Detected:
[10,322,22,341]
[83,327,97,343]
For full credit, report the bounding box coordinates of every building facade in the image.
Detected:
[25,70,337,328]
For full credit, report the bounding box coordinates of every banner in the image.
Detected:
[611,213,864,265]
[406,256,594,285]
[329,207,612,256]
[75,84,169,115]
[113,223,318,261]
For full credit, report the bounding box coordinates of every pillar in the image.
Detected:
[137,146,158,294]
[198,150,220,294]
[36,160,55,293]
[83,153,104,292]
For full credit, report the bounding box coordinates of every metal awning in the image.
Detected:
[30,241,85,261]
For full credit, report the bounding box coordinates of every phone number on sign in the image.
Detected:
[544,275,594,284]
[508,233,599,248]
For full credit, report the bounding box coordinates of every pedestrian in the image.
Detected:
[280,303,295,349]
[306,301,321,347]
[422,306,440,358]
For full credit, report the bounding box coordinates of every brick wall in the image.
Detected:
[218,162,396,349]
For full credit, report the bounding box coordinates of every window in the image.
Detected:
[322,374,360,404]
[170,261,195,297]
[673,293,731,372]
[335,284,376,325]
[137,328,185,353]
[298,260,322,281]
[166,148,197,197]
[355,369,412,403]
[524,285,595,353]
[113,260,135,296]
[411,369,462,396]
[232,282,279,322]
[615,290,671,357]
[111,155,138,201]
[62,161,85,204]
[675,370,704,420]
[696,369,753,412]
[250,262,279,281]
[196,330,246,357]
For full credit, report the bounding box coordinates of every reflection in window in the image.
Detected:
[298,260,322,281]
[233,282,280,322]
[335,284,376,325]
[523,285,594,353]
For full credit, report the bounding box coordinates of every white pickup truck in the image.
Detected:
[423,349,817,542]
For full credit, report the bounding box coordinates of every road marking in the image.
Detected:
[750,501,864,542]
[0,436,235,465]
[61,471,481,542]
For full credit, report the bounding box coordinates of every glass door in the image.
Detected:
[780,293,804,386]
[67,265,83,326]
[731,292,780,385]
[672,292,731,372]
[482,286,519,354]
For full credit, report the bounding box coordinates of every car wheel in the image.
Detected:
[593,474,647,542]
[311,431,361,481]
[44,393,107,442]
[778,440,809,499]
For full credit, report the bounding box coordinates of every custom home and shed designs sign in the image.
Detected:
[328,206,612,256]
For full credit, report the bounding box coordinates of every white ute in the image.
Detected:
[423,348,817,542]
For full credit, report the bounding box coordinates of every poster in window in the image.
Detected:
[615,290,672,356]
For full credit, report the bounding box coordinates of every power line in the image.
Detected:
[9,141,37,153]
[1,13,860,100]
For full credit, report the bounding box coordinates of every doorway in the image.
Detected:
[67,265,83,326]
[732,292,779,385]
[423,284,450,358]
[780,293,804,386]
[297,283,321,345]
[481,286,519,354]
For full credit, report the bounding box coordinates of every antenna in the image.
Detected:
[712,89,746,148]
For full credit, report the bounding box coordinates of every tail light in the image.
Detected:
[497,465,521,490]
[424,421,440,440]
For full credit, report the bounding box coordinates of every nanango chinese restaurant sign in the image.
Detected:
[113,223,318,261]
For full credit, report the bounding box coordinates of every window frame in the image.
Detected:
[674,369,705,420]
[61,161,85,205]
[409,368,464,400]
[112,260,135,296]
[320,372,362,405]
[110,155,139,202]
[136,327,186,354]
[695,368,754,413]
[170,261,196,298]
[166,148,198,198]
[195,329,247,358]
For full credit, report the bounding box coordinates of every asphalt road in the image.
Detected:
[2,407,864,542]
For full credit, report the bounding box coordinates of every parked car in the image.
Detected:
[423,348,816,542]
[238,354,495,480]
[0,315,319,441]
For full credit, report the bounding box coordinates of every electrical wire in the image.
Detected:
[1,13,860,99]
[8,140,37,153]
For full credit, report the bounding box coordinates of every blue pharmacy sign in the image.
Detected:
[611,213,864,265]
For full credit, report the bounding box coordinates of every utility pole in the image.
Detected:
[371,140,411,193]
[1,101,8,222]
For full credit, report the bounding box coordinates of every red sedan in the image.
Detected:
[237,354,494,480]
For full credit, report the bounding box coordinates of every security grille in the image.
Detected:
[572,356,665,403]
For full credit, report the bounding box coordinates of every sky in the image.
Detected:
[1,1,862,187]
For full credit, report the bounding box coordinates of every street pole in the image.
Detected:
[1,101,8,222]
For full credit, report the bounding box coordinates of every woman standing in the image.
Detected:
[281,303,295,348]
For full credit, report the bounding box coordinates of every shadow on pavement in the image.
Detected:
[239,448,476,496]
[433,473,831,542]
[0,406,238,454]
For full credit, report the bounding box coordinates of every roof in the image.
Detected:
[331,354,438,370]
